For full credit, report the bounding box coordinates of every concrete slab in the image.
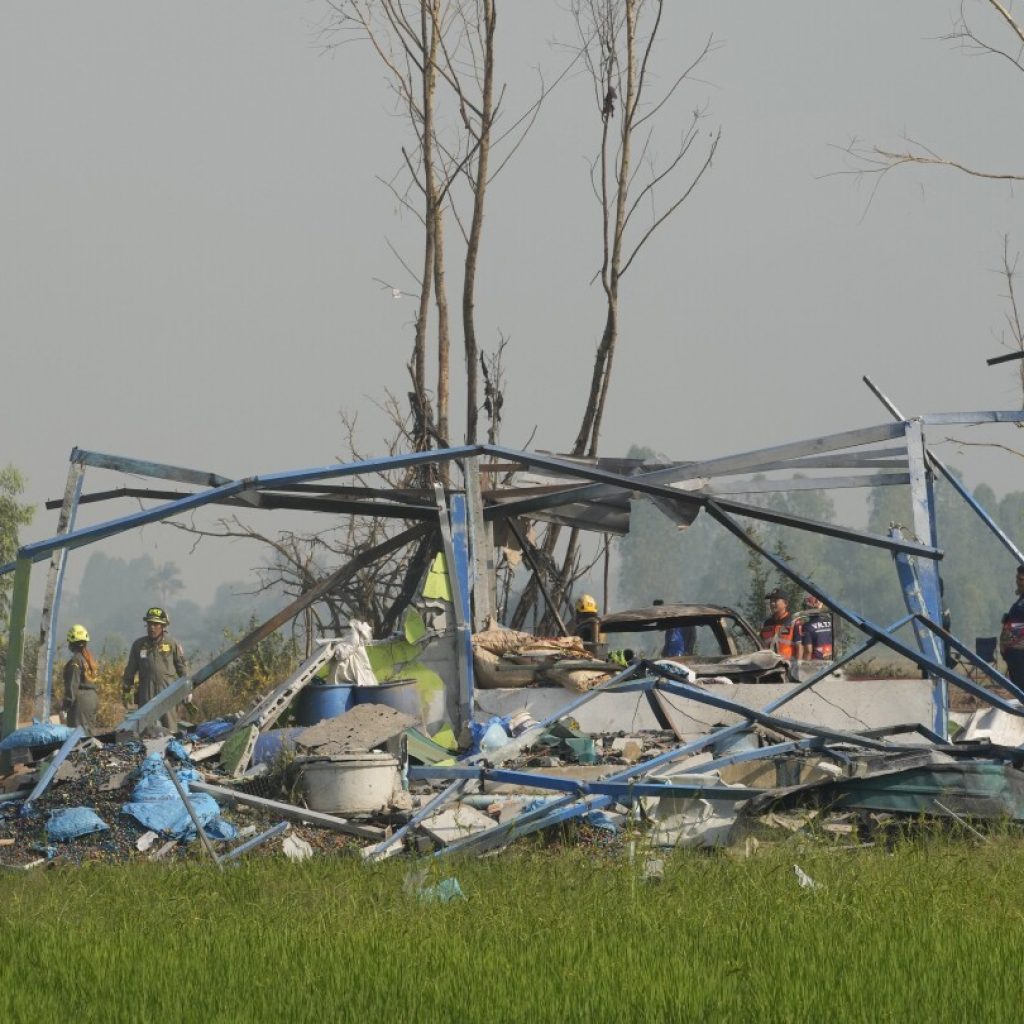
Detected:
[475,678,934,739]
[420,803,496,845]
[296,704,416,756]
[956,707,1024,747]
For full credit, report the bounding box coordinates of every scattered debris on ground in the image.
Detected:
[3,677,1022,871]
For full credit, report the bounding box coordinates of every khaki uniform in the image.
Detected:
[63,652,99,735]
[573,613,604,647]
[123,632,187,732]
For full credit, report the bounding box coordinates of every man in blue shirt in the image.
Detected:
[796,595,834,661]
[1000,565,1024,686]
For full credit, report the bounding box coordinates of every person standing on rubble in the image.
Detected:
[122,607,188,732]
[999,565,1024,686]
[760,589,798,660]
[63,624,99,734]
[795,595,834,662]
[572,594,603,647]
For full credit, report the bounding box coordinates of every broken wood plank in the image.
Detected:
[191,781,386,841]
[189,741,224,762]
[0,857,46,871]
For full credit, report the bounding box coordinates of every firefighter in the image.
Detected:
[122,607,188,732]
[63,624,99,734]
[572,594,603,646]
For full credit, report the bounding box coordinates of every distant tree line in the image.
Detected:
[54,552,290,661]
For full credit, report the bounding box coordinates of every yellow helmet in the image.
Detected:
[575,594,598,614]
[144,607,170,625]
[67,624,90,645]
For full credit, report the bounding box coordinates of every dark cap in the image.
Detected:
[766,589,786,601]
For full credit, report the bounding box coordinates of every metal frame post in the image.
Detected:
[864,378,1024,566]
[463,456,495,630]
[445,491,475,732]
[34,459,85,720]
[2,557,33,747]
[904,419,947,737]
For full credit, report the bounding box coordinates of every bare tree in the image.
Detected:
[324,1,548,450]
[570,0,719,458]
[996,235,1024,399]
[513,0,720,631]
[841,1,1024,194]
[169,411,431,639]
[837,0,1024,402]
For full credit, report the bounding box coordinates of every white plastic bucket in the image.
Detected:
[298,752,400,815]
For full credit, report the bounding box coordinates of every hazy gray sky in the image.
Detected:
[4,1,1023,604]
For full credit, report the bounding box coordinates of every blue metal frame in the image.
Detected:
[449,493,475,728]
[71,448,232,488]
[18,726,84,817]
[220,821,290,863]
[362,661,651,862]
[904,419,947,735]
[702,498,1024,715]
[407,765,767,800]
[7,446,481,569]
[41,467,85,719]
[864,380,1024,565]
[481,445,941,560]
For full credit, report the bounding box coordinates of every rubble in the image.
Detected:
[2,645,1024,870]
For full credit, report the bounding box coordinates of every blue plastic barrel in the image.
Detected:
[294,684,355,726]
[252,727,303,765]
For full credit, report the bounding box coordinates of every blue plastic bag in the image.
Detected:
[418,877,466,903]
[469,716,512,755]
[0,722,73,751]
[165,739,193,764]
[122,754,237,842]
[192,719,234,741]
[47,807,109,842]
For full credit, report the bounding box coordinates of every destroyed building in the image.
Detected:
[3,387,1024,865]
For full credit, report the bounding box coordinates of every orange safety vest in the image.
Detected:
[760,614,797,659]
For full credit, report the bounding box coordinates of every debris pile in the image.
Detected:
[4,646,1024,870]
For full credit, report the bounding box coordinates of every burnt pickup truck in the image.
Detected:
[600,603,793,684]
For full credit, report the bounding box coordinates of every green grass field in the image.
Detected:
[2,837,1022,1023]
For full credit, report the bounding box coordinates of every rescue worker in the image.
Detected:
[795,594,834,662]
[999,565,1024,687]
[760,589,798,660]
[122,607,188,733]
[63,624,99,734]
[573,594,603,646]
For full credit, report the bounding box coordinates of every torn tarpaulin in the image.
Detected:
[121,753,237,842]
[0,723,74,751]
[47,807,109,842]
